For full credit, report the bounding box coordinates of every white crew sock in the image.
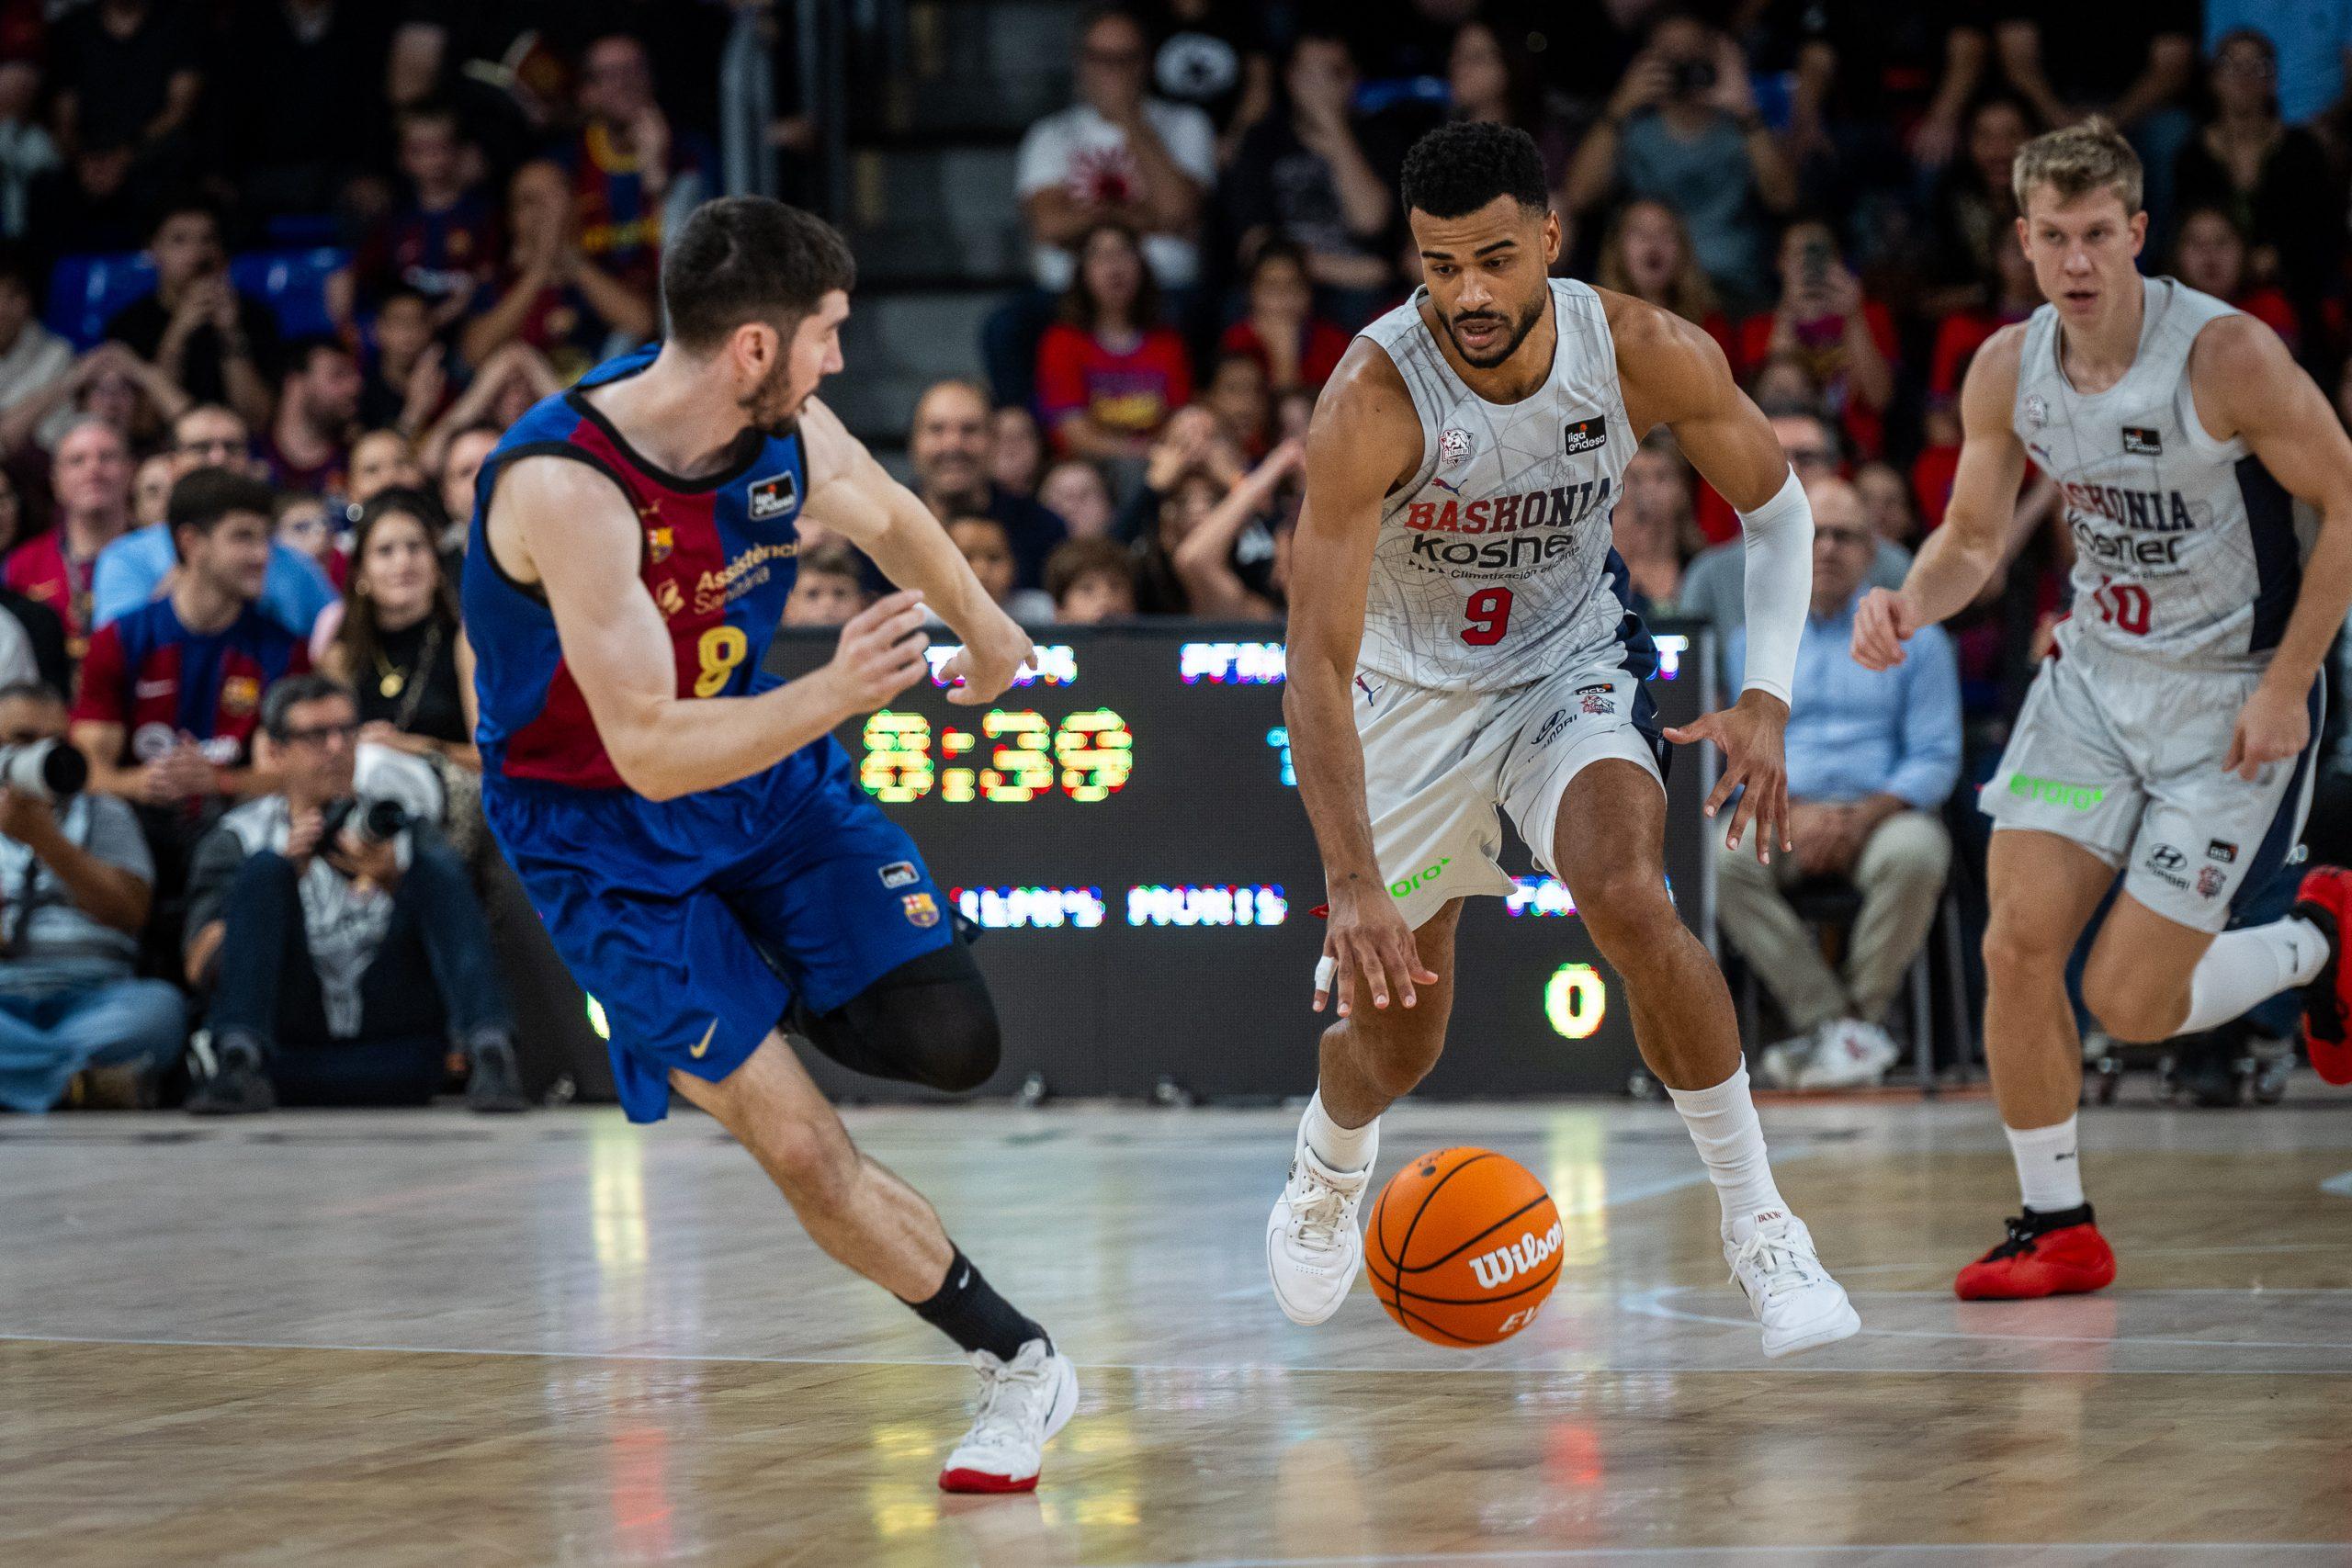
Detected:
[1666,1066,1787,1233]
[1302,1090,1377,1173]
[2177,916,2330,1034]
[2005,1116,2085,1213]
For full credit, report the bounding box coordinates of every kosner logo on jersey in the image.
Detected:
[1401,479,1615,572]
[1466,1218,1564,1290]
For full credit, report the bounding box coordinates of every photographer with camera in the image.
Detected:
[181,672,522,1114]
[1562,13,1796,312]
[0,682,187,1112]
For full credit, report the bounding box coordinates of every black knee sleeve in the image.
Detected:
[794,940,1002,1092]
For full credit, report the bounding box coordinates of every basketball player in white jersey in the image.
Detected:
[1854,120,2352,1299]
[1265,123,1859,1357]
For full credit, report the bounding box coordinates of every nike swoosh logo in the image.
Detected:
[956,1268,971,1292]
[689,1019,718,1059]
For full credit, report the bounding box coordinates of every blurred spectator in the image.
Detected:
[357,288,451,439]
[9,416,133,654]
[461,159,658,381]
[0,469,68,695]
[1990,6,2195,138]
[1594,198,1733,357]
[2171,207,2299,344]
[946,516,1057,626]
[1274,384,1316,446]
[1017,6,1215,294]
[562,35,711,278]
[990,406,1047,499]
[782,541,870,628]
[220,0,397,217]
[1564,14,1796,310]
[908,379,1069,589]
[1852,459,1921,552]
[1926,240,2041,434]
[1736,218,1896,457]
[1038,458,1116,540]
[418,345,560,481]
[1921,96,2033,317]
[73,469,311,926]
[1611,437,1697,615]
[273,492,340,589]
[433,423,503,553]
[1038,222,1193,459]
[1718,478,1958,1090]
[1681,411,1905,643]
[0,249,71,420]
[1140,0,1272,163]
[1133,435,1289,616]
[0,339,187,458]
[0,61,60,243]
[91,404,338,639]
[105,200,280,430]
[319,490,472,767]
[2204,4,2351,126]
[1445,17,1572,195]
[1202,352,1272,457]
[264,339,365,498]
[2175,29,2338,324]
[346,430,424,509]
[1223,31,1398,313]
[0,680,185,1113]
[131,453,173,527]
[51,0,200,183]
[181,672,520,1115]
[1046,536,1140,623]
[348,101,499,325]
[1218,239,1351,393]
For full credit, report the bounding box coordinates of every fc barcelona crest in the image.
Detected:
[647,525,673,563]
[901,892,941,928]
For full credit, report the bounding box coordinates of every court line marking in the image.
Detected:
[1110,1547,2352,1568]
[4,1330,2350,1378]
[2322,1169,2352,1198]
[1624,1286,2352,1351]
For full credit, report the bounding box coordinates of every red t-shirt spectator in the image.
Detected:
[1218,317,1351,392]
[5,533,98,658]
[1036,324,1193,450]
[1735,301,1900,457]
[1927,308,2031,408]
[74,598,311,771]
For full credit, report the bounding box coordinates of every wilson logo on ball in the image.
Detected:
[1464,1221,1564,1290]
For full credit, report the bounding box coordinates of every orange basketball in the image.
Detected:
[1366,1146,1562,1347]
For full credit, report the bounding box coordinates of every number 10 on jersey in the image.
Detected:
[1462,587,1513,647]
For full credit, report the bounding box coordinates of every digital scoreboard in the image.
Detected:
[765,622,1718,1100]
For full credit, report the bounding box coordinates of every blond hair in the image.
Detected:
[2011,117,2143,216]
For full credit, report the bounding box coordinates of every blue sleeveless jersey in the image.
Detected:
[463,344,809,790]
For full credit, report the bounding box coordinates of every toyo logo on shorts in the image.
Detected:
[1391,857,1452,899]
[2007,774,2105,810]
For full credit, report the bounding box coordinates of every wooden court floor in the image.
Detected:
[3,1092,2349,1567]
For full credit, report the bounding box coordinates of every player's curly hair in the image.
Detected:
[662,197,857,352]
[1399,122,1549,221]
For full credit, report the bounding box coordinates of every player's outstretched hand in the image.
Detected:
[1850,586,1918,671]
[1665,691,1792,863]
[1316,885,1441,1019]
[824,590,932,713]
[2224,680,2310,782]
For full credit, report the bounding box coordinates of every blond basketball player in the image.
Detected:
[1853,120,2352,1299]
[1266,122,1859,1358]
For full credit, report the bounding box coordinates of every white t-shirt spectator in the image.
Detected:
[1016,99,1216,291]
[0,318,72,433]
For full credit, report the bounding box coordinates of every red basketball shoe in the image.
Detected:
[1953,1205,2116,1300]
[2292,867,2352,1086]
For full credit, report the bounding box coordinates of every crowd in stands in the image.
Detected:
[0,1,2347,1108]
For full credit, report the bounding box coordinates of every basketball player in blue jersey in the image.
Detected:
[462,198,1078,1492]
[1855,121,2352,1298]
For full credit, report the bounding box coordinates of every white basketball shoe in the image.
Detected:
[1724,1210,1861,1358]
[937,1338,1080,1494]
[1266,1122,1374,1325]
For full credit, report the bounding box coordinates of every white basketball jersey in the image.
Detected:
[1355,278,1638,692]
[2013,276,2312,671]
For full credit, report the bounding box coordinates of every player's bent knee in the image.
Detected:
[1576,876,1681,960]
[1982,916,2067,982]
[819,941,1002,1093]
[2080,963,2184,1044]
[755,1111,860,1207]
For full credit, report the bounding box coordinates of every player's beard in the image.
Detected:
[739,356,805,437]
[1445,293,1546,369]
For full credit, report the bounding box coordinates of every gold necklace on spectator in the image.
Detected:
[375,649,404,699]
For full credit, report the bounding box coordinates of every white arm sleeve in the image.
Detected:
[1734,469,1814,705]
